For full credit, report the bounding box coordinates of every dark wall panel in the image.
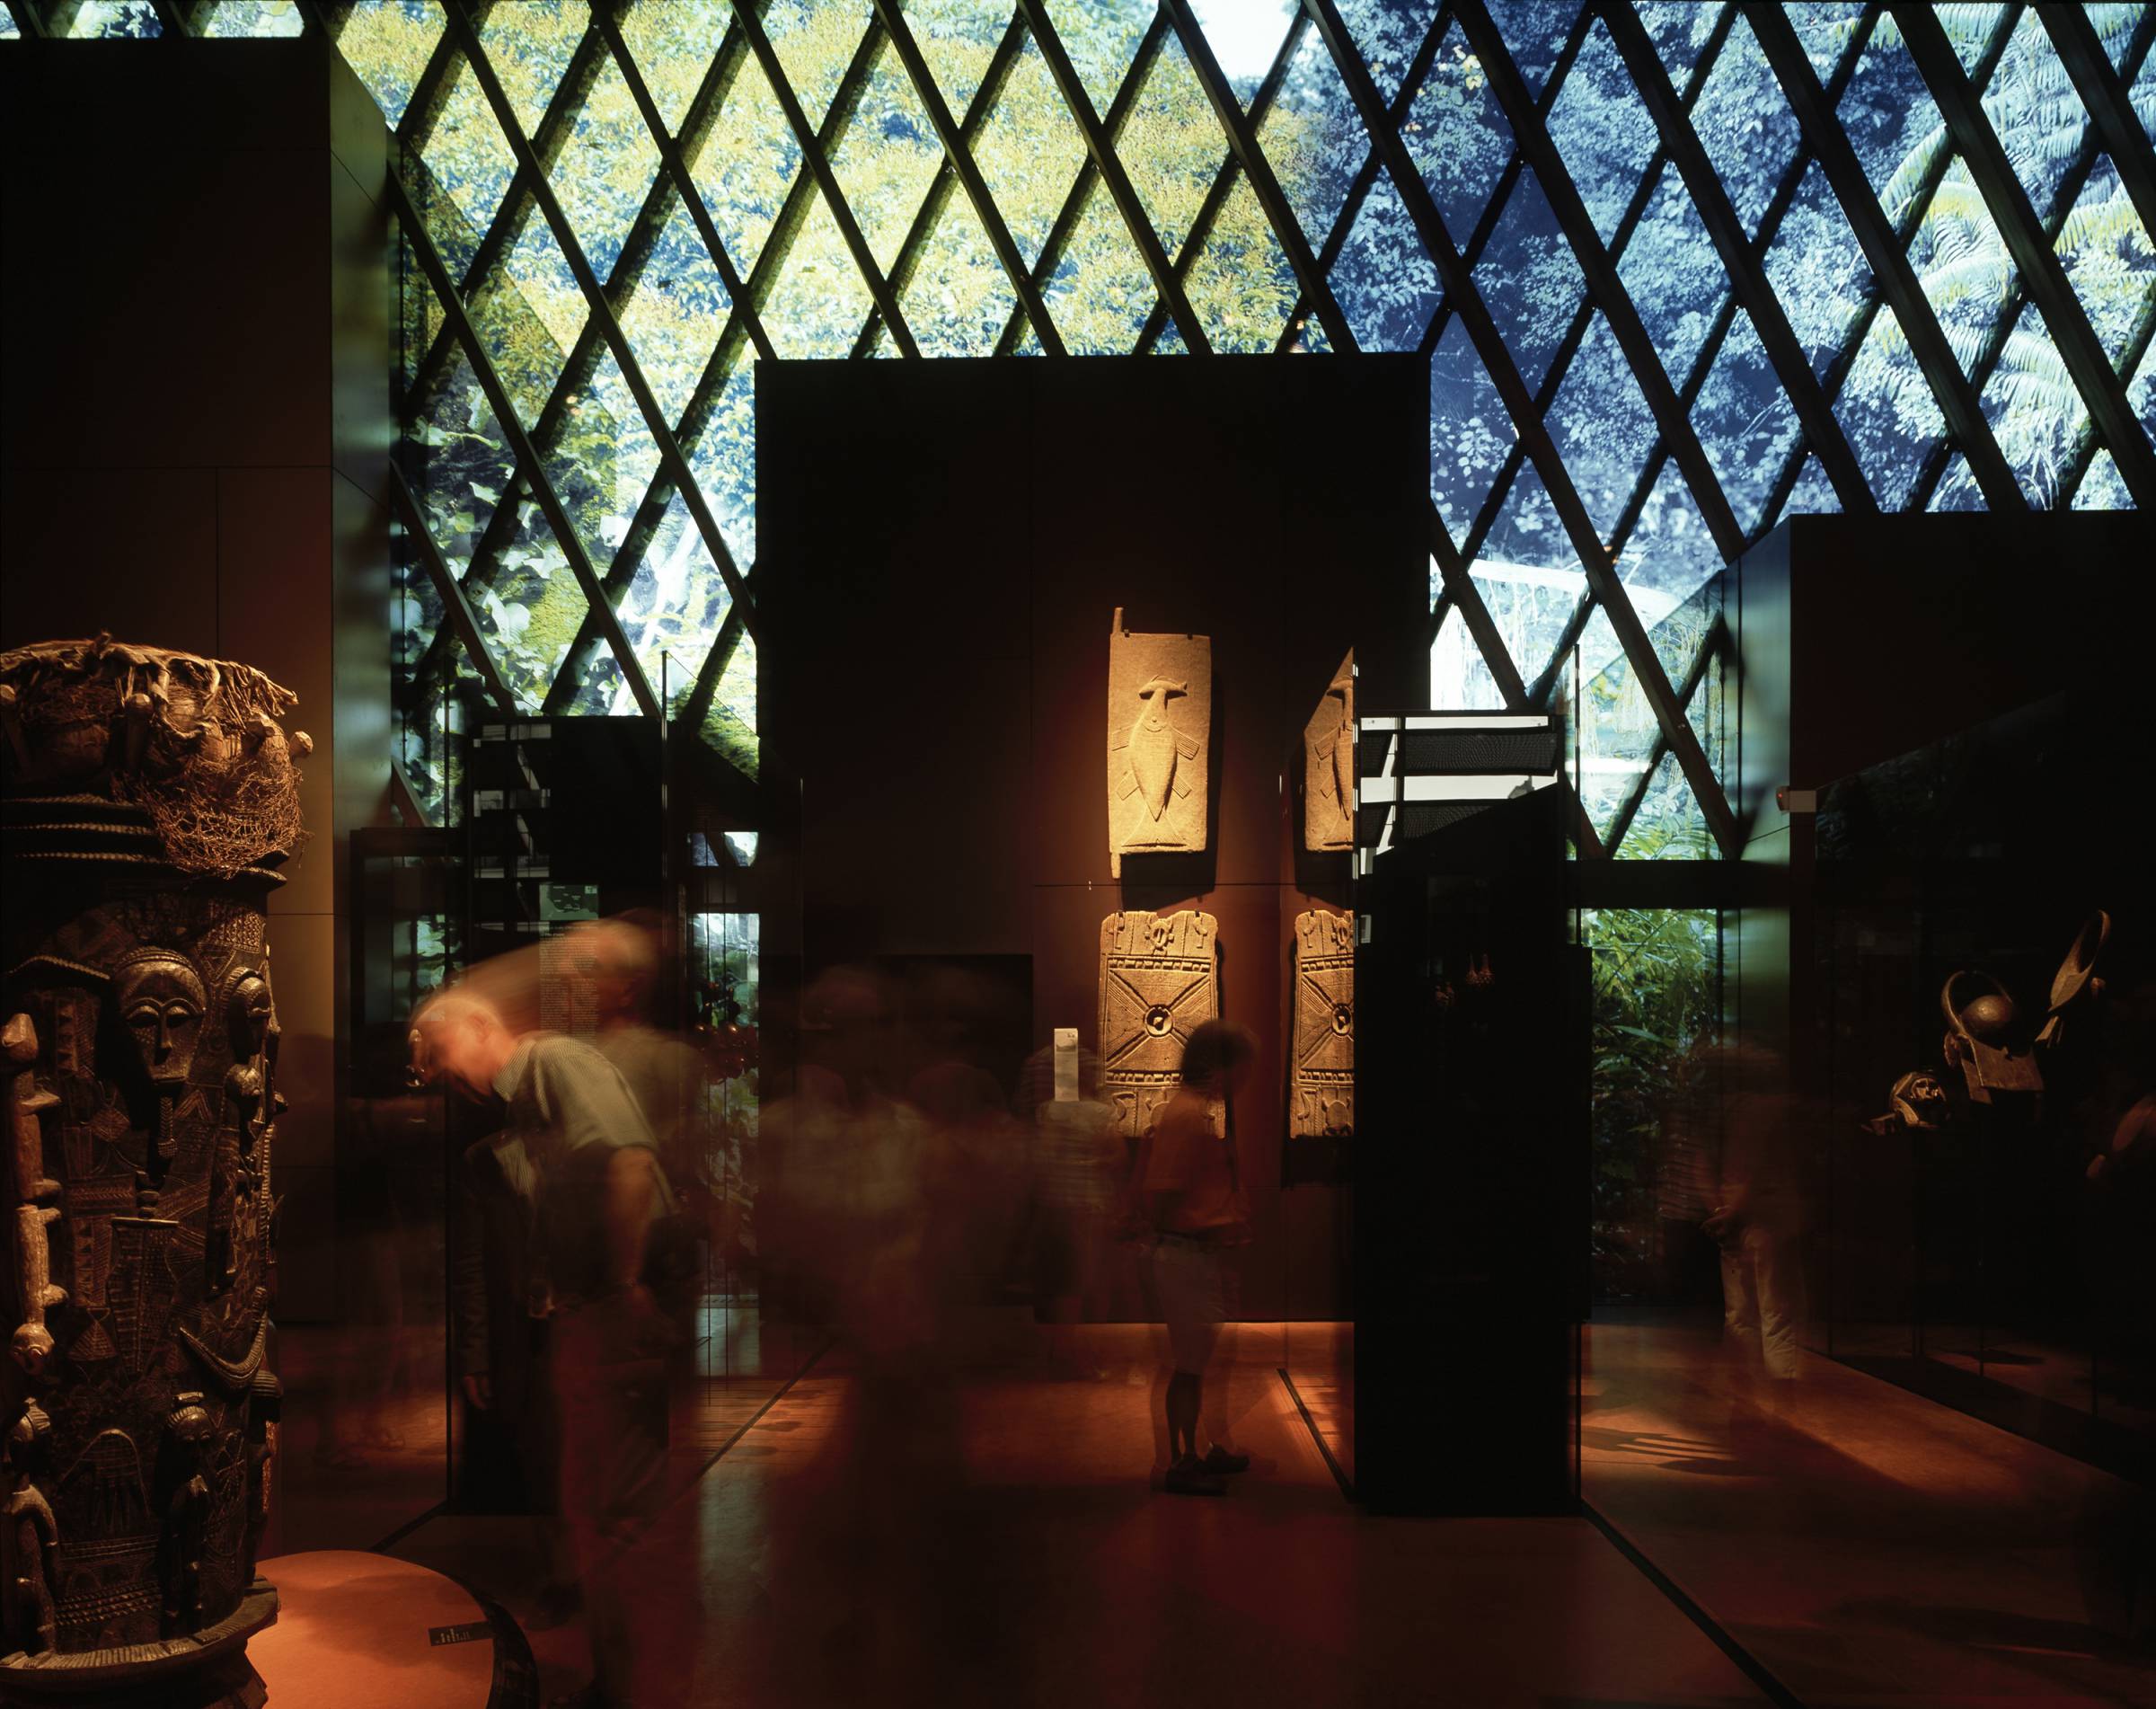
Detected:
[762,356,1426,1319]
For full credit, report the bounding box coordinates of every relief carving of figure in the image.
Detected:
[1106,610,1212,875]
[2,1404,58,1656]
[157,1395,212,1637]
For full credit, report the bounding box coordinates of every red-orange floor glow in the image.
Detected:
[391,1318,1766,1708]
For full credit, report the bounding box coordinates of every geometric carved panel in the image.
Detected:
[1290,908,1354,1138]
[1097,908,1218,1140]
[1303,651,1354,852]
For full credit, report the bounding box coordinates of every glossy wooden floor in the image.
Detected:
[1585,1315,2156,1706]
[395,1318,1766,1708]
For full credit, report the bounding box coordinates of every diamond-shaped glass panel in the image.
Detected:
[689,31,804,281]
[1546,16,1662,247]
[1692,306,1802,536]
[1837,14,1947,222]
[906,0,1005,118]
[1184,176,1299,353]
[473,212,586,421]
[2072,446,2129,508]
[1911,158,2020,380]
[2059,164,2155,376]
[1042,179,1157,354]
[702,631,760,781]
[340,2,450,131]
[61,2,160,37]
[1619,165,1727,383]
[1547,312,1659,542]
[1763,161,1869,381]
[1634,1,1722,87]
[1482,0,1582,101]
[1258,18,1360,257]
[1429,600,1514,712]
[1429,314,1511,540]
[686,359,759,568]
[622,186,732,430]
[827,46,945,276]
[901,189,1023,357]
[1044,0,1153,120]
[1402,20,1516,244]
[1979,298,2085,506]
[1475,165,1586,395]
[419,62,522,268]
[203,2,305,38]
[766,0,873,134]
[973,39,1092,270]
[1188,0,1297,108]
[1118,27,1221,263]
[1927,449,1983,510]
[1685,9,1803,239]
[1622,459,1725,622]
[758,193,879,359]
[1834,302,1947,509]
[614,0,729,137]
[1330,0,1442,108]
[1941,4,2009,78]
[550,52,664,282]
[476,0,588,140]
[1331,165,1442,352]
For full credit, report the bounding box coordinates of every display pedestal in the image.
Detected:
[245,1552,509,1708]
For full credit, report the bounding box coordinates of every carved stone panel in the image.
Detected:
[1107,608,1211,876]
[1303,651,1355,852]
[1098,910,1218,1139]
[1291,909,1354,1138]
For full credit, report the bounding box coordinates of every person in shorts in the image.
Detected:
[1140,1020,1258,1496]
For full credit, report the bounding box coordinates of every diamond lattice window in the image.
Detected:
[8,0,2150,855]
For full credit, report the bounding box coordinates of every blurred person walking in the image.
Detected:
[1138,1020,1259,1495]
[411,987,683,1709]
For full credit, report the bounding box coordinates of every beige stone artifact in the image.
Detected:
[1303,651,1355,851]
[1107,607,1210,876]
[1290,909,1354,1138]
[1098,909,1218,1139]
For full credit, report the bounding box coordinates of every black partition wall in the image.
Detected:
[756,355,1426,1325]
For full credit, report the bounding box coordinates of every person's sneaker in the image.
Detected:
[1163,1455,1226,1496]
[1199,1445,1250,1474]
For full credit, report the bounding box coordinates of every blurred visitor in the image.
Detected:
[411,985,681,1709]
[1017,1037,1119,1378]
[1138,1020,1258,1496]
[1703,1041,1808,1382]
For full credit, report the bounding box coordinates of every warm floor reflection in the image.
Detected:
[276,1321,448,1553]
[390,1317,1764,1708]
[1585,1312,2156,1705]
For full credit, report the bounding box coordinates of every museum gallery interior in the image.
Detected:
[1,3,2153,1706]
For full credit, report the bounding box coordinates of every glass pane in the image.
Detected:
[1619,164,1727,383]
[1475,166,1587,395]
[1331,165,1442,351]
[1119,26,1221,264]
[826,44,944,277]
[340,1,450,129]
[1428,313,1512,540]
[766,0,872,133]
[899,188,1023,356]
[1184,175,1299,352]
[973,38,1092,270]
[475,0,587,139]
[1545,15,1661,247]
[1692,305,1803,535]
[1684,9,1803,239]
[1547,311,1659,541]
[1188,0,1296,107]
[1402,19,1515,244]
[614,0,728,137]
[1041,178,1156,353]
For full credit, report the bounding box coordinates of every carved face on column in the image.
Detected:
[114,952,207,1088]
[225,973,273,1061]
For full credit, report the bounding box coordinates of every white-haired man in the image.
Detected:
[411,987,677,1708]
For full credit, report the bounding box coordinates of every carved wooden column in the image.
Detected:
[0,637,302,1709]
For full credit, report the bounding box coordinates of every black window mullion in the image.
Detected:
[1303,0,1738,857]
[1454,0,1745,561]
[384,168,663,717]
[1016,0,1214,353]
[1158,0,1354,351]
[404,21,612,424]
[1890,0,2156,507]
[1750,4,2025,512]
[1598,0,1874,515]
[990,11,1168,357]
[1271,1,1456,356]
[854,7,1029,359]
[1144,8,1310,355]
[1905,4,2156,511]
[728,3,917,357]
[547,21,888,714]
[390,463,517,714]
[871,0,1067,355]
